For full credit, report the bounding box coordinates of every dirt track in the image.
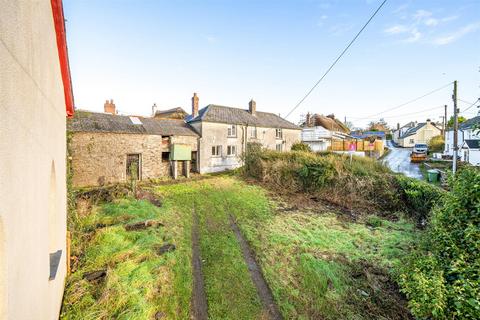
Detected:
[191,207,208,320]
[229,215,283,320]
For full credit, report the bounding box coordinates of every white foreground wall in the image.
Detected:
[0,1,67,319]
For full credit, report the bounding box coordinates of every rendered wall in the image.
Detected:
[0,1,67,319]
[196,122,301,173]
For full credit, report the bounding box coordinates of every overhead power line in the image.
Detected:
[350,105,445,120]
[352,82,453,121]
[284,0,388,120]
[459,98,480,114]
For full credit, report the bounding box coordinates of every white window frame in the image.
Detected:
[276,128,283,139]
[276,143,283,152]
[212,145,222,157]
[227,145,237,156]
[227,125,237,137]
[250,126,257,138]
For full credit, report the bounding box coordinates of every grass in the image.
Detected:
[63,176,417,319]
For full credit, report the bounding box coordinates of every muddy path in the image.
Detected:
[191,207,208,320]
[229,215,283,320]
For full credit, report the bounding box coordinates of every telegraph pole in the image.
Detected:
[452,81,458,175]
[443,105,447,136]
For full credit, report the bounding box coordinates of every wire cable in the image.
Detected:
[284,0,388,120]
[459,98,480,113]
[352,82,453,120]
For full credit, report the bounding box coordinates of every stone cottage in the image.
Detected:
[68,101,199,187]
[186,93,301,173]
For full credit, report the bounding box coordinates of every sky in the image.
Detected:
[63,0,480,128]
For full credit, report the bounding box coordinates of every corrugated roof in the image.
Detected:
[186,104,301,130]
[68,110,199,136]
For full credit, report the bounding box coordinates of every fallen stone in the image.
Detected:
[357,289,369,297]
[154,311,165,319]
[156,243,176,255]
[83,269,107,282]
[125,220,164,231]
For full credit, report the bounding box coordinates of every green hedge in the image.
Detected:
[399,167,480,319]
[395,175,444,224]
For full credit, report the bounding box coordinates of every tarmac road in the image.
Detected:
[382,141,423,180]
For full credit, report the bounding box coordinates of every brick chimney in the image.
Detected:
[192,93,199,118]
[249,99,256,116]
[104,99,116,114]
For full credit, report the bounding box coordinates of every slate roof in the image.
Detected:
[186,104,301,130]
[68,110,199,136]
[399,123,426,139]
[399,122,440,139]
[459,116,480,130]
[463,139,480,149]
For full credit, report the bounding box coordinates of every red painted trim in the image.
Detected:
[51,0,74,117]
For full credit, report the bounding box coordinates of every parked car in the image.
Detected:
[413,143,428,154]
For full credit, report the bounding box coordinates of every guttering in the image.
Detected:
[51,0,75,117]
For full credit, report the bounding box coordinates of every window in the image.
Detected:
[409,139,414,144]
[250,126,257,138]
[227,145,236,156]
[227,125,237,137]
[276,143,283,152]
[212,145,222,157]
[162,152,170,162]
[276,128,283,139]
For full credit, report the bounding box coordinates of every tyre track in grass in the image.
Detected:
[191,206,208,319]
[229,215,283,320]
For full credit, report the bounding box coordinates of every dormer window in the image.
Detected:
[227,125,237,137]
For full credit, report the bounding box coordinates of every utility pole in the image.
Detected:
[443,104,447,137]
[452,81,458,175]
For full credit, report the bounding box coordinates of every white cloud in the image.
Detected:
[203,35,217,44]
[424,18,439,27]
[413,9,432,20]
[433,22,480,45]
[385,8,465,45]
[385,25,409,34]
[404,28,422,43]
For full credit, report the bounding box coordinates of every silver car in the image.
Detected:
[413,143,428,154]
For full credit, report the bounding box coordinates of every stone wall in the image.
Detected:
[70,132,197,187]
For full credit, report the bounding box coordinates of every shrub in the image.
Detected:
[291,142,312,152]
[428,135,445,153]
[399,167,480,319]
[395,175,444,224]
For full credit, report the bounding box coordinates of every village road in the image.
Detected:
[382,141,423,180]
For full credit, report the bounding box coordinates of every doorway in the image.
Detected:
[126,154,141,180]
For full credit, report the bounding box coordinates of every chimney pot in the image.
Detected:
[306,112,311,127]
[104,99,116,115]
[249,99,256,115]
[192,93,199,118]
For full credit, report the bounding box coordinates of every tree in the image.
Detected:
[446,115,466,129]
[428,135,445,153]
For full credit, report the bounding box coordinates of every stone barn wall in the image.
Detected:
[69,132,197,187]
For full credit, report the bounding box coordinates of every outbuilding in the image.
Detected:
[68,101,199,187]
